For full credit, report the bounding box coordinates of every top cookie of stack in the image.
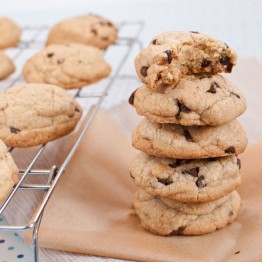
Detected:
[132,31,246,126]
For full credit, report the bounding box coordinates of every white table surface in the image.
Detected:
[1,1,262,261]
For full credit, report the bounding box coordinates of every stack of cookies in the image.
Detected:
[129,31,248,236]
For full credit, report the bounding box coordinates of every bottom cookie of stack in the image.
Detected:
[132,189,240,236]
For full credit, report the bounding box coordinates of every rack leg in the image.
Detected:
[32,213,43,262]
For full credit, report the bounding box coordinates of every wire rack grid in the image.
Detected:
[0,21,144,262]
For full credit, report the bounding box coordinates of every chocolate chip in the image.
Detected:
[224,42,229,48]
[229,211,234,216]
[225,146,236,154]
[235,251,240,255]
[57,58,64,64]
[152,39,157,45]
[196,175,206,188]
[237,158,241,169]
[47,53,54,58]
[183,167,199,177]
[101,36,109,41]
[220,56,230,65]
[169,226,186,236]
[226,63,233,73]
[91,29,98,35]
[10,127,21,134]
[164,50,172,64]
[183,128,194,142]
[130,172,135,179]
[168,159,183,168]
[201,59,211,67]
[176,100,191,119]
[140,66,148,77]
[207,85,216,94]
[231,91,240,99]
[190,31,199,34]
[75,107,80,112]
[106,21,113,26]
[157,177,172,186]
[128,89,137,105]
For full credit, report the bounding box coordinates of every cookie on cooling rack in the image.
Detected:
[0,83,82,147]
[0,139,19,203]
[0,52,15,80]
[23,43,111,89]
[46,14,117,50]
[0,18,21,49]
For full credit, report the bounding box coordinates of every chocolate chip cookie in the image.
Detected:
[23,43,111,89]
[132,189,240,236]
[130,74,246,126]
[0,52,15,80]
[0,83,82,147]
[130,153,241,202]
[0,18,21,49]
[46,14,117,50]
[135,31,237,91]
[132,118,247,159]
[0,139,18,203]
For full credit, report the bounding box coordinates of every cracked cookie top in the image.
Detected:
[135,31,237,91]
[129,74,246,126]
[23,43,111,89]
[130,152,241,202]
[132,118,248,159]
[0,83,82,147]
[46,14,117,50]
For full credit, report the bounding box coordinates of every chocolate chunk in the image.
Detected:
[237,158,241,169]
[226,63,233,72]
[229,211,234,216]
[220,56,230,65]
[190,31,199,34]
[235,251,240,255]
[128,89,137,105]
[157,177,172,186]
[231,91,240,99]
[201,59,211,67]
[164,50,172,64]
[168,159,183,168]
[225,146,236,154]
[10,127,21,134]
[101,36,109,41]
[140,66,148,77]
[75,107,80,112]
[57,58,65,64]
[130,172,135,179]
[176,100,191,119]
[183,128,194,142]
[152,39,157,45]
[47,53,54,58]
[196,175,206,188]
[183,167,199,177]
[169,226,186,236]
[91,29,98,35]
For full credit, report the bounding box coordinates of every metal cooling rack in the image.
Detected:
[0,21,144,262]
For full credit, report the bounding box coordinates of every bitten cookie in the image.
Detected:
[132,118,247,159]
[135,31,237,91]
[0,139,18,203]
[23,43,111,89]
[130,153,241,202]
[46,14,117,50]
[0,83,82,147]
[0,52,15,80]
[132,189,240,236]
[130,74,246,126]
[0,18,21,49]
